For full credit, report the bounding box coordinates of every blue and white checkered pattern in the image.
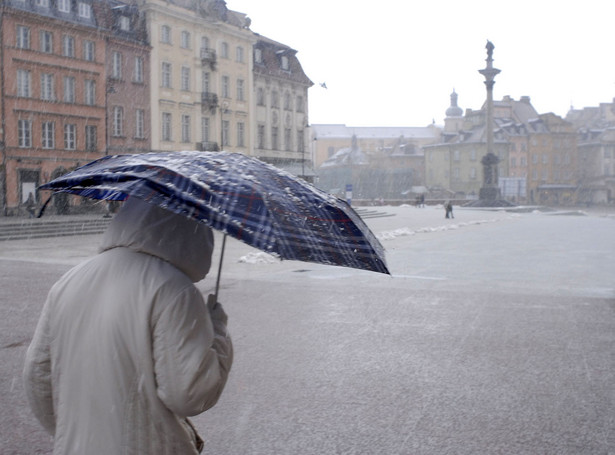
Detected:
[39,151,389,274]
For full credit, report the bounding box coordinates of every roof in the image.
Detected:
[253,35,313,86]
[311,124,440,140]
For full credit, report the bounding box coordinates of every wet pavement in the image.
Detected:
[1,205,614,454]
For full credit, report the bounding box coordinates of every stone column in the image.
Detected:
[478,41,502,201]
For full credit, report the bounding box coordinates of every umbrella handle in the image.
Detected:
[214,234,227,302]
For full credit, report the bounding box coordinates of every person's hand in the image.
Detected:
[207,294,228,324]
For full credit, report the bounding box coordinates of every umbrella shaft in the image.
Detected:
[214,234,227,302]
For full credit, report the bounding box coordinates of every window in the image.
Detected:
[254,48,262,64]
[17,26,30,49]
[62,35,75,57]
[119,16,130,31]
[201,36,210,50]
[112,52,122,79]
[220,42,228,59]
[202,71,210,92]
[42,122,55,149]
[284,128,291,151]
[470,167,477,179]
[84,79,96,105]
[236,46,244,63]
[78,2,91,18]
[271,126,278,150]
[222,120,229,146]
[64,124,76,150]
[257,88,265,106]
[85,125,97,151]
[181,31,190,49]
[40,73,54,101]
[221,75,229,98]
[134,57,143,83]
[237,122,245,147]
[161,25,171,44]
[511,157,516,167]
[36,0,49,7]
[201,117,210,142]
[296,95,304,112]
[63,76,75,103]
[271,91,279,108]
[162,113,172,141]
[181,66,190,91]
[40,31,53,54]
[17,70,31,97]
[161,62,172,88]
[257,124,265,149]
[83,40,95,61]
[453,150,460,161]
[58,0,71,12]
[453,167,460,180]
[542,154,548,164]
[113,106,123,137]
[18,119,32,148]
[135,109,144,139]
[284,93,291,110]
[297,129,304,153]
[181,115,191,142]
[236,79,244,101]
[280,55,289,70]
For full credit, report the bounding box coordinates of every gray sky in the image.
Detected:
[227,0,615,127]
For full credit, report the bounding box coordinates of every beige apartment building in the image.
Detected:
[252,36,313,179]
[137,0,254,154]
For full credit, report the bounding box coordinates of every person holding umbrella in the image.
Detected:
[23,197,233,454]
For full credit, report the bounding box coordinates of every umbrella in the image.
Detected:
[39,151,390,293]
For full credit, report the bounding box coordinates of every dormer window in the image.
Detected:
[280,55,289,71]
[119,16,130,31]
[78,2,91,18]
[58,0,70,13]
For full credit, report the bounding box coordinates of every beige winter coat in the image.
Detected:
[23,197,233,454]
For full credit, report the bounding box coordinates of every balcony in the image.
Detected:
[200,47,216,70]
[196,141,219,152]
[201,92,218,112]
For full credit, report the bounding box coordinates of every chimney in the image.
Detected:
[520,96,531,104]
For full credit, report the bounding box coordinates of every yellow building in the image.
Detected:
[311,124,440,169]
[138,0,254,154]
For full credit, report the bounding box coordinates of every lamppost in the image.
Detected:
[220,100,228,151]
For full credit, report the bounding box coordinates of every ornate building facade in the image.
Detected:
[0,0,149,214]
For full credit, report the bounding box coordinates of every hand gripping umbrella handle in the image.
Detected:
[214,234,227,302]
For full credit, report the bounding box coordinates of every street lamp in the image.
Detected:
[220,100,228,151]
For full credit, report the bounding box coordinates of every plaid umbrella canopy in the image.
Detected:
[39,151,390,278]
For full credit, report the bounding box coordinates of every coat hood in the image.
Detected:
[100,197,214,282]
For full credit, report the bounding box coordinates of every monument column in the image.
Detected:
[478,41,502,201]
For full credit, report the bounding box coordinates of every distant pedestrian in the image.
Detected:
[23,197,233,454]
[24,192,36,218]
[420,194,425,208]
[445,201,454,219]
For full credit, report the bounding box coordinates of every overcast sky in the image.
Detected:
[227,0,615,127]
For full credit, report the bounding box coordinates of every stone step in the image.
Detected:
[0,217,111,241]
